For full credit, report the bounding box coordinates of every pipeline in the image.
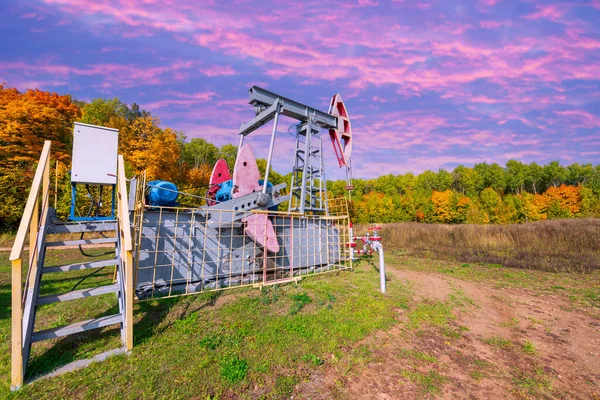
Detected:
[351,226,385,293]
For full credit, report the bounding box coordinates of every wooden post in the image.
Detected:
[117,155,134,351]
[54,161,58,209]
[11,259,23,390]
[125,251,133,351]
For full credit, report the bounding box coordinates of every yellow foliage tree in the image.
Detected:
[0,85,80,230]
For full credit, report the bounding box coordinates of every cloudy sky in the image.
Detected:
[1,0,599,179]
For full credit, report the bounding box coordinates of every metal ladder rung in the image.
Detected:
[31,315,122,343]
[46,237,117,247]
[43,258,118,273]
[47,221,117,234]
[37,284,120,305]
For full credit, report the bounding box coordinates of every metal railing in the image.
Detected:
[9,141,51,390]
[131,191,353,301]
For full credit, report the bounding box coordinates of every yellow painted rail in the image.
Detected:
[10,141,51,389]
[116,155,134,351]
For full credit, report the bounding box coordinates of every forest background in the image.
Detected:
[1,85,599,232]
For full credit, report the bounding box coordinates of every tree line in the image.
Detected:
[1,85,598,231]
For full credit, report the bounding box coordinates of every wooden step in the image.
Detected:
[45,237,117,248]
[48,221,117,234]
[31,315,122,343]
[37,284,120,305]
[43,259,119,273]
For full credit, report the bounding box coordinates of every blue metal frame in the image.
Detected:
[69,183,116,221]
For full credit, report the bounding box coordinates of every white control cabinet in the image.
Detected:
[71,122,119,185]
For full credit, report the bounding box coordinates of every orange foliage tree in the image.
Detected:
[534,184,582,218]
[0,85,81,230]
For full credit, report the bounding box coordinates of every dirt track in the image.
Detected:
[297,267,600,399]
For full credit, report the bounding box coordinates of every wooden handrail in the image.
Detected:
[10,141,52,261]
[117,155,132,251]
[11,140,51,390]
[117,155,133,351]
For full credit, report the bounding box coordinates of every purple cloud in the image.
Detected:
[0,0,598,179]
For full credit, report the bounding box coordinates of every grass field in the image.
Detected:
[376,218,600,272]
[0,247,410,399]
[1,220,599,398]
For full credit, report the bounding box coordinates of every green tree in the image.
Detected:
[474,162,505,193]
[416,170,437,192]
[526,162,544,194]
[181,138,219,169]
[80,98,129,126]
[506,159,528,194]
[218,144,238,169]
[452,165,483,197]
[567,163,595,186]
[435,169,453,191]
[479,187,501,223]
[543,161,567,188]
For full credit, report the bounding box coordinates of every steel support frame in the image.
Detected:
[238,86,334,215]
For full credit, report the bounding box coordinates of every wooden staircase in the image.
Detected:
[22,218,125,371]
[10,141,134,390]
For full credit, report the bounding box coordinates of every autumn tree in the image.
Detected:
[0,85,80,230]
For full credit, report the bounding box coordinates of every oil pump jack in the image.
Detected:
[131,86,355,298]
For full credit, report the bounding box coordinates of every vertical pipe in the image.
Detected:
[377,244,386,294]
[11,258,22,390]
[262,103,280,194]
[349,222,354,261]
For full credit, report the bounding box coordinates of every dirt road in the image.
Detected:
[297,266,600,399]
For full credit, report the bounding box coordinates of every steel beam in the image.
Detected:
[248,86,337,129]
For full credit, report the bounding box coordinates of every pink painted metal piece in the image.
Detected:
[328,93,352,167]
[207,159,231,206]
[232,144,280,253]
[232,144,260,197]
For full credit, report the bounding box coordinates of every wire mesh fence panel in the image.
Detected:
[131,194,352,301]
[328,197,349,217]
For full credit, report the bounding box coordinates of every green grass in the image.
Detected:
[499,317,520,328]
[408,301,455,329]
[512,365,554,397]
[448,287,478,311]
[470,358,492,381]
[400,369,447,395]
[1,246,595,398]
[0,248,411,399]
[219,355,248,383]
[288,292,312,315]
[398,348,437,363]
[483,336,513,350]
[522,340,537,355]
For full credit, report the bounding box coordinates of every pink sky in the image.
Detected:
[1,0,599,178]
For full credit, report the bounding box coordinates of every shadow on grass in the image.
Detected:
[134,290,223,344]
[355,256,388,280]
[0,284,12,321]
[25,302,123,380]
[16,284,225,381]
